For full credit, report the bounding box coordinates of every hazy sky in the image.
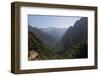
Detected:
[28,15,81,29]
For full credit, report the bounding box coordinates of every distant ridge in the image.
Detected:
[28,25,57,48]
[40,27,67,41]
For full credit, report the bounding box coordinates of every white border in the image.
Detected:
[20,6,95,70]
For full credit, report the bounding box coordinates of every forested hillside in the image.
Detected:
[28,17,88,60]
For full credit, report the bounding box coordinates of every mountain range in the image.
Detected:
[40,27,67,41]
[28,17,88,60]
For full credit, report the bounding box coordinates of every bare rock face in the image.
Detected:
[28,50,39,60]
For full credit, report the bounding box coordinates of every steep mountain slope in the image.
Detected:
[57,17,88,58]
[28,25,57,48]
[28,32,62,60]
[28,31,47,51]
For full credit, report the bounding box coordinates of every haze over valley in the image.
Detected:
[28,16,88,60]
